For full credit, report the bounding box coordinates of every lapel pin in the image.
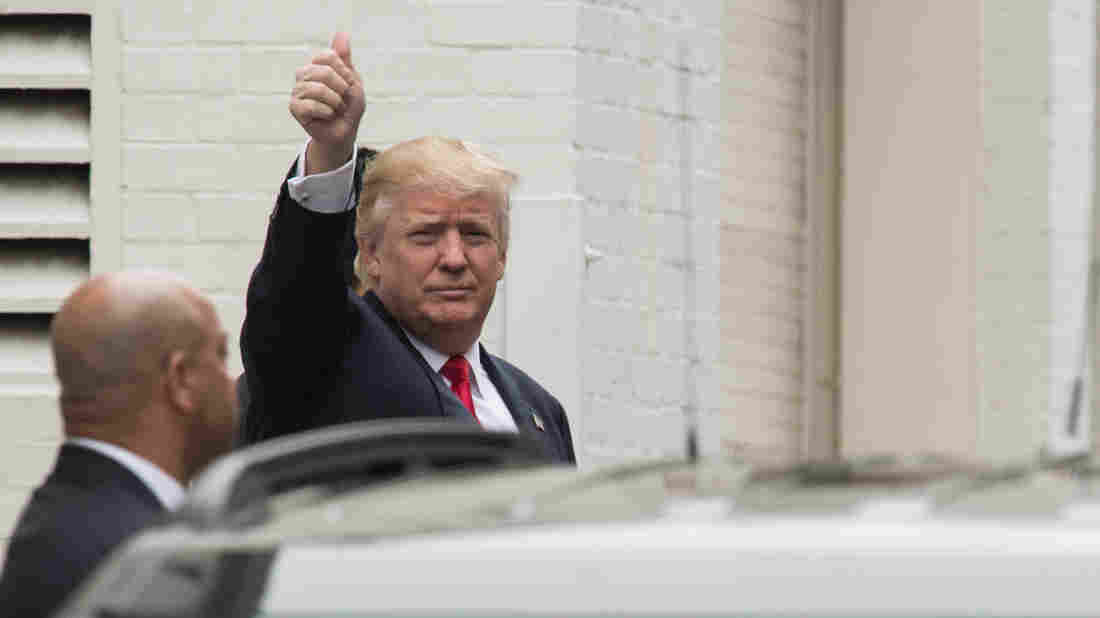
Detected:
[531,412,545,431]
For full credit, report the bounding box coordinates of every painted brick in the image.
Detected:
[724,41,806,81]
[722,175,803,215]
[123,96,198,142]
[360,50,473,96]
[472,50,577,96]
[584,254,636,304]
[358,98,573,146]
[652,261,688,311]
[193,0,352,44]
[350,1,430,48]
[122,242,263,293]
[694,174,723,222]
[578,4,642,58]
[724,364,802,401]
[650,211,688,263]
[697,123,724,173]
[720,393,802,457]
[635,63,680,115]
[582,350,634,402]
[123,144,299,191]
[725,66,805,107]
[579,53,643,108]
[649,310,691,358]
[577,155,640,204]
[486,142,577,197]
[582,403,688,459]
[197,96,303,143]
[577,104,640,157]
[720,258,803,303]
[732,0,807,26]
[583,202,644,258]
[194,49,242,93]
[477,99,578,142]
[724,8,807,54]
[241,47,310,94]
[123,192,198,241]
[430,3,578,48]
[123,48,240,93]
[693,314,723,366]
[720,309,801,349]
[690,78,722,123]
[584,301,644,354]
[195,193,275,241]
[123,48,194,92]
[121,0,196,42]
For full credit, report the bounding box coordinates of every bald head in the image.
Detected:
[52,272,213,420]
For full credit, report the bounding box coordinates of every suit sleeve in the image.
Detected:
[239,149,374,444]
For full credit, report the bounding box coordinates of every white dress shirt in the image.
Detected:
[66,437,186,510]
[288,140,518,433]
[403,330,518,433]
[287,142,358,213]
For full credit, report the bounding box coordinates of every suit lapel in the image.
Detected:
[478,346,558,456]
[361,291,477,423]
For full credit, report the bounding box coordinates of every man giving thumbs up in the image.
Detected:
[238,33,576,464]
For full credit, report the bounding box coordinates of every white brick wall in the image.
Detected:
[720,0,809,462]
[1046,0,1095,456]
[576,2,723,465]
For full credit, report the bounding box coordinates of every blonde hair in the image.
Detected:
[354,136,518,293]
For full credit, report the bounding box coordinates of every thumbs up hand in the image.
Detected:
[289,32,366,174]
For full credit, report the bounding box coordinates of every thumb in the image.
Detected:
[330,31,354,69]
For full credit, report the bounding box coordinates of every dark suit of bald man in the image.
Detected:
[0,444,166,618]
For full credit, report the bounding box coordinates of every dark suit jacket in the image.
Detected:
[239,149,575,463]
[0,444,165,618]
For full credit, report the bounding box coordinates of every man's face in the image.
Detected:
[365,191,505,353]
[191,305,237,466]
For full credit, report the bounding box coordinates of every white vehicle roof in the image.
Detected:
[264,517,1100,616]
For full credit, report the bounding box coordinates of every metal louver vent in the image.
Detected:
[0,90,90,164]
[0,13,93,392]
[0,14,90,90]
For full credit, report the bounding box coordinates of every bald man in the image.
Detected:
[0,272,236,618]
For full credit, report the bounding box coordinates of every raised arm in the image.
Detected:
[239,33,368,444]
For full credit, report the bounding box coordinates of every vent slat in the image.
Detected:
[0,241,88,313]
[0,91,90,163]
[0,315,53,386]
[0,165,90,238]
[0,15,91,90]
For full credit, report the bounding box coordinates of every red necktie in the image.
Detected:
[440,355,478,423]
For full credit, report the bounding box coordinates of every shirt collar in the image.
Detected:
[403,329,482,379]
[65,437,187,510]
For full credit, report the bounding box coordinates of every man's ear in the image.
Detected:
[165,350,195,412]
[496,250,506,281]
[358,235,381,279]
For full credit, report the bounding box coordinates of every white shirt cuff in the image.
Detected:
[286,140,357,213]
